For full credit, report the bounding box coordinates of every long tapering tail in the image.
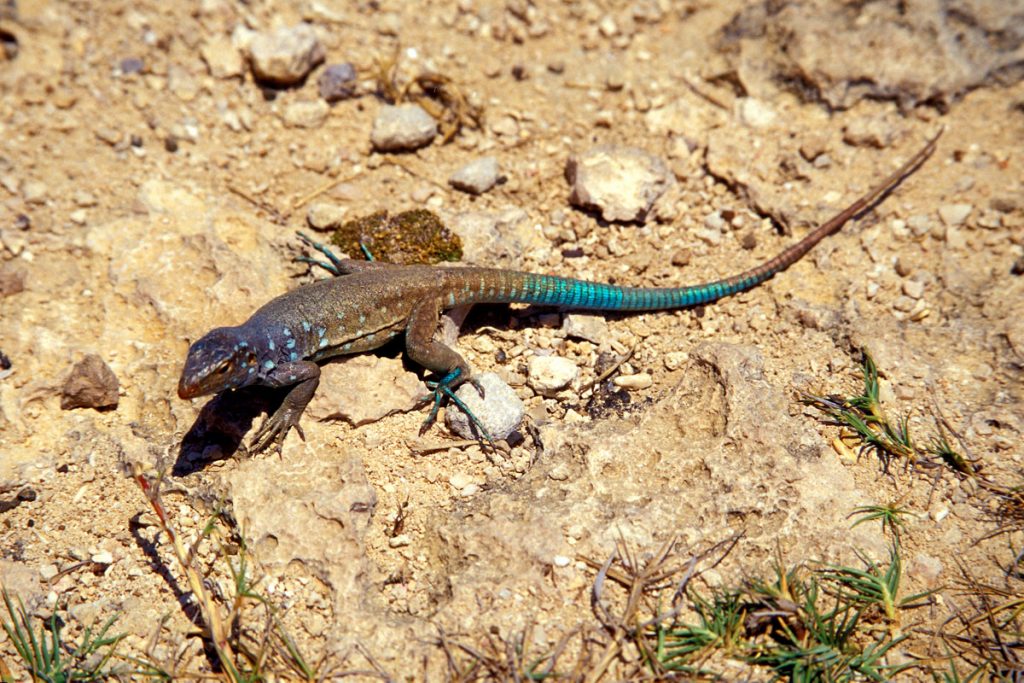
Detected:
[471,129,941,312]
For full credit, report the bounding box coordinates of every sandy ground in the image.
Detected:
[1,0,1022,679]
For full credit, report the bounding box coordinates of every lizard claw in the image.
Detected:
[249,405,304,455]
[417,368,495,450]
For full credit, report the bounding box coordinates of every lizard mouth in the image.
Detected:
[177,377,202,399]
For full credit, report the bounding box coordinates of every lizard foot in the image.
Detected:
[418,368,494,448]
[296,231,344,275]
[249,405,306,455]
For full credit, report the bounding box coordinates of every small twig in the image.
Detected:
[291,169,365,210]
[581,343,636,396]
[227,183,287,224]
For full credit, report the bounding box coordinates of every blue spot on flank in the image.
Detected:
[343,343,352,350]
[336,311,345,320]
[286,338,295,349]
[289,374,296,381]
[318,327,326,338]
[359,314,366,324]
[264,360,275,370]
[283,327,291,336]
[238,341,248,347]
[319,338,328,348]
[290,352,298,361]
[302,321,311,332]
[248,367,255,374]
[268,340,275,350]
[366,333,375,341]
[233,344,239,351]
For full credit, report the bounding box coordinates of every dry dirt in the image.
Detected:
[1,0,1023,680]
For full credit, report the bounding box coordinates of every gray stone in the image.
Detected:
[449,156,501,195]
[563,313,608,343]
[528,356,578,395]
[565,145,673,223]
[318,63,358,102]
[248,24,324,86]
[370,104,437,152]
[445,372,525,441]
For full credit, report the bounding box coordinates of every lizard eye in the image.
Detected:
[214,361,233,375]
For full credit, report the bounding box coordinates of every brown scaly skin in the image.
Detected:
[179,130,941,454]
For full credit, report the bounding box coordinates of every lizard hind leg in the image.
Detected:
[406,300,494,447]
[418,368,495,447]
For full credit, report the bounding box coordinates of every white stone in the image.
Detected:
[613,373,653,390]
[528,356,578,395]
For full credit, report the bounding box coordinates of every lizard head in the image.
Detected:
[178,327,260,399]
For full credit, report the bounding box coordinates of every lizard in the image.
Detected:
[178,130,941,454]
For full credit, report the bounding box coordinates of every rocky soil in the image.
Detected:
[1,0,1022,679]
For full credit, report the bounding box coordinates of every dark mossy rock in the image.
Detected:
[330,209,462,264]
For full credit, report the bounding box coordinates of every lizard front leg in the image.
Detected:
[405,300,492,443]
[249,360,321,454]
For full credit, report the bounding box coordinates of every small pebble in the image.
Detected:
[902,279,925,299]
[449,156,501,195]
[842,118,893,148]
[61,355,119,410]
[547,463,571,481]
[39,564,59,581]
[695,228,722,246]
[119,57,144,75]
[22,180,47,205]
[248,24,324,85]
[527,356,578,395]
[94,126,123,146]
[906,214,932,236]
[563,313,608,343]
[69,209,87,225]
[318,63,358,102]
[306,202,348,230]
[703,212,726,232]
[200,37,243,79]
[91,550,113,565]
[671,249,691,266]
[283,99,329,128]
[370,104,437,152]
[892,296,916,312]
[72,190,97,207]
[737,97,776,128]
[613,373,653,390]
[553,555,571,568]
[938,203,972,227]
[388,534,411,548]
[449,472,474,489]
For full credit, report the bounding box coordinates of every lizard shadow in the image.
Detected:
[174,338,408,476]
[174,386,283,476]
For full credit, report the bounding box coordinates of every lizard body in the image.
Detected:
[179,131,940,453]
